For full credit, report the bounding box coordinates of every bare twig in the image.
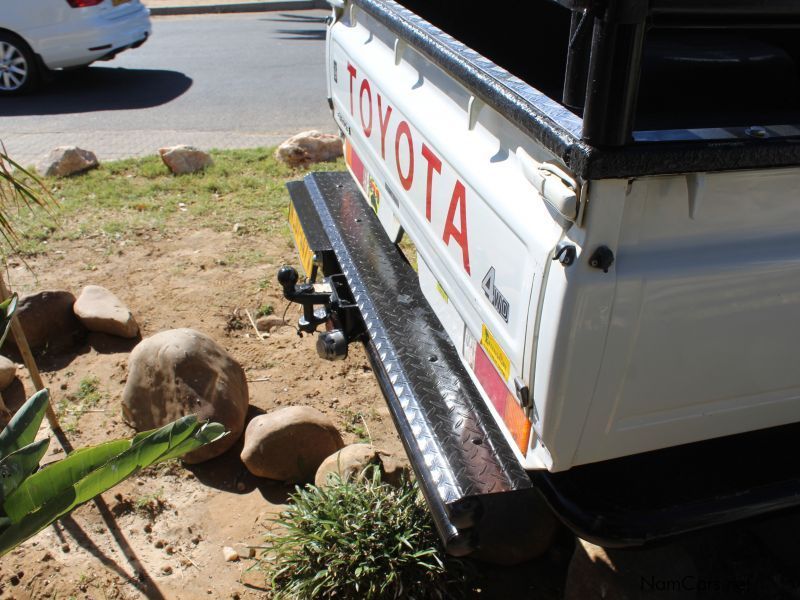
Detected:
[244,308,269,341]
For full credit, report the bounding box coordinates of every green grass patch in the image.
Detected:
[56,376,104,433]
[262,469,467,599]
[7,148,345,256]
[255,303,274,318]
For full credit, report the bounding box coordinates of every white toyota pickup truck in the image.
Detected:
[280,0,800,561]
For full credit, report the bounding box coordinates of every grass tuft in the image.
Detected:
[5,148,344,256]
[262,468,466,600]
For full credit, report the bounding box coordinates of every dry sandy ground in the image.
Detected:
[0,226,409,600]
[1,218,800,600]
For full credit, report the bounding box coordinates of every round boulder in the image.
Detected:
[73,285,139,338]
[241,406,343,483]
[0,355,16,391]
[3,290,86,357]
[122,328,249,463]
[314,443,381,487]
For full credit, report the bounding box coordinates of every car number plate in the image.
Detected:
[288,200,315,279]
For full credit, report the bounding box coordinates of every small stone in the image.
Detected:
[255,316,285,333]
[60,543,70,553]
[241,406,344,483]
[155,539,166,549]
[4,290,85,356]
[73,285,139,338]
[160,565,173,575]
[143,523,152,534]
[240,569,268,590]
[380,454,412,488]
[9,575,19,586]
[40,551,53,561]
[0,356,16,391]
[165,545,175,555]
[275,131,343,167]
[191,536,201,545]
[159,145,213,175]
[36,146,99,177]
[234,544,256,559]
[232,223,245,234]
[315,443,380,488]
[222,546,239,562]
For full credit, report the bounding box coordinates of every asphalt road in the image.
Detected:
[0,11,335,166]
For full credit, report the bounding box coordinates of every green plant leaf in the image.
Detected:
[3,438,131,521]
[0,390,50,461]
[0,416,213,556]
[154,422,227,463]
[0,293,17,350]
[0,438,49,501]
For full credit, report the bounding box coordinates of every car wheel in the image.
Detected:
[0,33,39,95]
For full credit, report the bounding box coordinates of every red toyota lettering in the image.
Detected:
[377,94,393,159]
[395,120,414,191]
[443,180,471,274]
[421,143,441,222]
[360,79,373,137]
[347,63,357,115]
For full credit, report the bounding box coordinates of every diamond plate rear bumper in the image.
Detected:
[287,172,537,555]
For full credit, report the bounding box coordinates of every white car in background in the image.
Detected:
[0,0,151,95]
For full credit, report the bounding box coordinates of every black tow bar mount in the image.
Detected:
[277,265,365,361]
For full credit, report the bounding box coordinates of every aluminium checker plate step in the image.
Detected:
[288,172,536,556]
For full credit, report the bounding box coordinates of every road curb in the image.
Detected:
[149,0,326,15]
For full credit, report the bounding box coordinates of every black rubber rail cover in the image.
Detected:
[293,172,533,553]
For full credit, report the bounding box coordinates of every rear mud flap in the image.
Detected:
[286,172,538,556]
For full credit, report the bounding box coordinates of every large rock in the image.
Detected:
[36,146,98,177]
[159,145,213,175]
[564,539,697,600]
[241,406,343,483]
[314,443,381,487]
[122,328,249,463]
[0,356,16,391]
[275,131,343,167]
[3,290,86,356]
[73,285,139,339]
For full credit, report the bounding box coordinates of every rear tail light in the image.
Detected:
[66,0,105,6]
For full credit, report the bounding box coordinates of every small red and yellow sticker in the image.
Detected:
[368,178,381,213]
[480,324,510,381]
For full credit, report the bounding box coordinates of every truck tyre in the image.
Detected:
[0,32,39,96]
[470,488,561,566]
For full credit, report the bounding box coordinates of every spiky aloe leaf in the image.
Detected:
[0,438,49,501]
[0,416,226,556]
[0,390,50,461]
[0,293,17,349]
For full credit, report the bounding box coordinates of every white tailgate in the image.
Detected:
[327,6,567,466]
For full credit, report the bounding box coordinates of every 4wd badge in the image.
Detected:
[482,267,510,323]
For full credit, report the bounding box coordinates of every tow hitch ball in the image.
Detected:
[277,266,364,361]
